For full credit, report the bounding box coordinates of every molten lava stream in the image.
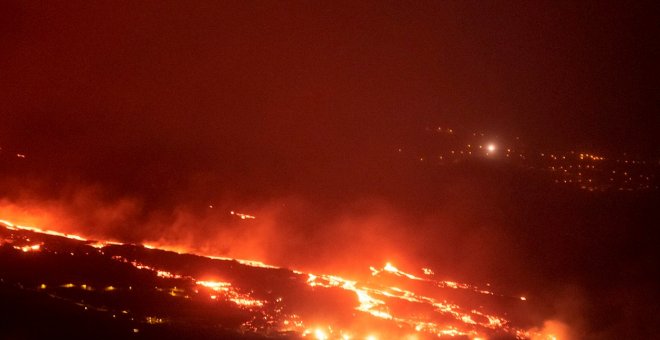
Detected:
[0,218,541,339]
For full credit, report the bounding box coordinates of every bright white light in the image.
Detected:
[314,329,328,340]
[487,144,496,152]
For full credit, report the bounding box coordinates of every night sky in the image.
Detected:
[2,1,658,178]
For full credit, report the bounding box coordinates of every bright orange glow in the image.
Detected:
[0,217,537,339]
[15,244,41,252]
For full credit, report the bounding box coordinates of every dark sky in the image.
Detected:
[1,1,658,200]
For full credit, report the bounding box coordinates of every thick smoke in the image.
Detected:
[0,180,473,277]
[2,164,658,339]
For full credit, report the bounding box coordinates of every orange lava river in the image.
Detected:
[0,218,557,339]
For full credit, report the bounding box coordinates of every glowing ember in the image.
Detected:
[230,211,256,220]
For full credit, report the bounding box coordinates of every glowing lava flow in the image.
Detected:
[371,263,511,298]
[0,219,88,241]
[197,280,265,307]
[304,267,526,338]
[0,218,539,339]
